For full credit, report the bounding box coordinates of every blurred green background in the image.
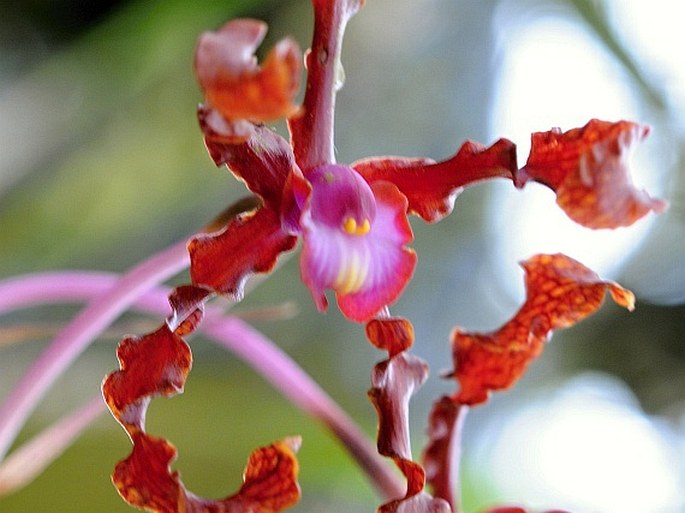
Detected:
[1,1,683,512]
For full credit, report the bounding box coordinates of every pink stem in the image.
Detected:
[0,240,189,460]
[201,316,403,499]
[0,271,404,499]
[0,396,105,495]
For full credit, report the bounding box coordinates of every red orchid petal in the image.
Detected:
[352,138,517,223]
[189,207,297,300]
[104,304,301,512]
[103,326,192,431]
[198,113,298,211]
[113,432,300,513]
[369,352,450,513]
[366,317,414,357]
[236,436,301,511]
[451,253,634,406]
[519,119,667,228]
[195,19,301,123]
[166,284,211,335]
[422,397,467,509]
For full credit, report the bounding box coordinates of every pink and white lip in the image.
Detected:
[299,164,416,322]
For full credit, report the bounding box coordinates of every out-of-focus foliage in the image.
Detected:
[0,0,285,275]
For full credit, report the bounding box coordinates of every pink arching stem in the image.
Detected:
[0,239,190,461]
[0,271,404,500]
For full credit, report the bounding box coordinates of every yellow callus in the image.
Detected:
[334,250,369,294]
[342,217,371,236]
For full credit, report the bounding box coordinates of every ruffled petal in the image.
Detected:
[352,138,517,223]
[422,396,466,509]
[194,19,301,123]
[369,351,451,513]
[519,119,667,228]
[104,322,301,513]
[198,113,298,211]
[189,207,297,300]
[366,317,415,356]
[112,434,298,513]
[300,180,416,322]
[450,253,634,406]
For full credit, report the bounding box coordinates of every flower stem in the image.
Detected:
[0,271,404,500]
[0,240,189,461]
[0,396,105,496]
[201,315,404,499]
[288,0,363,170]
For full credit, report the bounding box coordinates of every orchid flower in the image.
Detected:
[0,1,669,513]
[189,15,518,323]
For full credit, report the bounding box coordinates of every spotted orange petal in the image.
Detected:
[519,119,667,228]
[365,317,415,357]
[113,432,300,513]
[452,253,634,405]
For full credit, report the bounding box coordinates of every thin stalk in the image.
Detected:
[288,0,362,169]
[0,396,105,496]
[446,405,469,513]
[0,271,404,500]
[202,316,404,500]
[0,240,189,461]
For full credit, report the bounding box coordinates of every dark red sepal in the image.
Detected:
[366,317,415,357]
[352,138,517,223]
[198,111,298,211]
[166,285,212,335]
[103,326,192,431]
[189,207,297,300]
[104,316,301,512]
[113,431,301,513]
[422,397,467,509]
[369,353,451,512]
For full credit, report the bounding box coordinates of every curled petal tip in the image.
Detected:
[522,119,667,229]
[195,18,302,122]
[452,253,635,405]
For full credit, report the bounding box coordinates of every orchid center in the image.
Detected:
[342,216,371,236]
[307,164,377,235]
